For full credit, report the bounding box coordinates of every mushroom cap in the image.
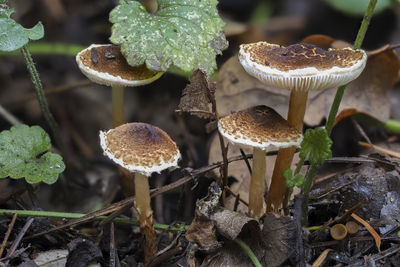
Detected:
[100,122,181,177]
[218,105,303,150]
[76,44,163,87]
[239,42,367,91]
[330,223,348,240]
[345,221,359,235]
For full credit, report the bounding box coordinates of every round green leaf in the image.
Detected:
[0,125,65,184]
[300,128,333,166]
[109,0,228,74]
[0,5,44,52]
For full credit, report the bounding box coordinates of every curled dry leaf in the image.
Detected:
[178,69,216,120]
[203,213,297,267]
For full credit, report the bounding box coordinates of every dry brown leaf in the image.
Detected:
[350,212,381,252]
[311,248,334,267]
[203,213,297,267]
[306,48,400,125]
[178,69,216,119]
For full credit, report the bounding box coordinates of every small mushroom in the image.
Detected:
[218,105,302,219]
[330,223,348,240]
[345,221,359,235]
[99,123,181,261]
[238,42,367,213]
[76,44,163,127]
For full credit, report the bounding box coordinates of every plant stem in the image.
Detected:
[234,238,262,267]
[301,165,318,225]
[325,0,377,135]
[0,209,188,232]
[283,157,305,214]
[20,45,63,151]
[384,119,400,134]
[248,147,266,219]
[111,85,125,128]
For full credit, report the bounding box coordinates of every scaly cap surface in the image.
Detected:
[218,105,302,150]
[76,44,163,87]
[100,122,181,177]
[239,42,367,91]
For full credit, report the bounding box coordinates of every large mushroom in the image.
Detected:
[100,122,181,261]
[218,105,302,219]
[239,42,367,213]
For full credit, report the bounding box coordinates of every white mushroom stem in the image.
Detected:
[267,89,308,213]
[249,147,266,219]
[112,85,125,127]
[134,172,157,262]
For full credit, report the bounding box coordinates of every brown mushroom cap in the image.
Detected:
[218,105,303,150]
[239,42,367,91]
[345,221,359,235]
[76,44,163,87]
[330,223,348,240]
[100,122,181,176]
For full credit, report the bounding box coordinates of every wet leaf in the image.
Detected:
[178,69,216,119]
[0,3,44,51]
[109,0,228,74]
[300,128,332,166]
[0,124,65,184]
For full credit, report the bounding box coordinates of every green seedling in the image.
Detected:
[0,1,62,151]
[0,125,65,184]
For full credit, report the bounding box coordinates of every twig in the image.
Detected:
[224,186,248,206]
[0,213,17,258]
[0,217,34,264]
[367,43,400,57]
[109,223,118,267]
[359,141,400,158]
[0,104,22,125]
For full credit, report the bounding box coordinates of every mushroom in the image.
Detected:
[330,223,348,240]
[345,221,359,235]
[99,122,181,261]
[76,44,163,127]
[218,105,302,219]
[238,42,367,213]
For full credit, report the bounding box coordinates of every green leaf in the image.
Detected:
[300,128,332,166]
[0,3,44,52]
[325,0,391,16]
[109,0,228,74]
[283,169,304,188]
[0,125,65,184]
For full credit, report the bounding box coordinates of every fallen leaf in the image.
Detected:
[350,212,381,252]
[178,69,216,119]
[203,213,297,267]
[311,248,334,267]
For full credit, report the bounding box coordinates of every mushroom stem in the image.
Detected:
[249,147,266,219]
[134,172,157,262]
[266,89,308,213]
[112,85,125,127]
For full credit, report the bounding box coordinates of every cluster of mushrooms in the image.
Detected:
[75,41,367,261]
